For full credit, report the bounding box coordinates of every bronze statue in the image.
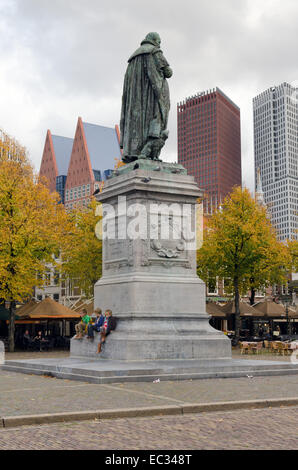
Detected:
[120,32,172,163]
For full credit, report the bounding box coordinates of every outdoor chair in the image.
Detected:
[45,338,55,351]
[63,337,71,350]
[280,343,291,356]
[289,342,298,351]
[275,342,284,356]
[271,342,280,354]
[263,340,271,352]
[240,342,249,354]
[55,336,64,348]
[251,342,263,354]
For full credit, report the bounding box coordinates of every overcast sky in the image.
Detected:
[0,0,297,191]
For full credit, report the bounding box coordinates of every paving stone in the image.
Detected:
[0,407,297,450]
[1,359,298,418]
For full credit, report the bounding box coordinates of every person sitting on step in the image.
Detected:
[87,308,104,340]
[97,310,117,353]
[74,309,91,339]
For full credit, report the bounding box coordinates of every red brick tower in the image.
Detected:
[64,117,121,210]
[39,130,59,193]
[177,88,241,212]
[39,130,73,202]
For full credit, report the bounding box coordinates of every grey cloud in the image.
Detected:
[0,0,297,192]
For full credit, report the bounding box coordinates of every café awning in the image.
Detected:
[252,299,286,318]
[16,300,38,317]
[0,304,12,321]
[206,302,227,318]
[16,297,81,320]
[221,301,259,317]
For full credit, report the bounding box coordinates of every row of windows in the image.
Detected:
[65,198,92,210]
[65,184,91,201]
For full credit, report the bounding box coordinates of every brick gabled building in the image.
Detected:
[64,117,121,210]
[39,130,73,203]
[36,117,122,306]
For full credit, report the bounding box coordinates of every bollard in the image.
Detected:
[0,341,5,365]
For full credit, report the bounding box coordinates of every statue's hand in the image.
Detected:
[163,66,173,78]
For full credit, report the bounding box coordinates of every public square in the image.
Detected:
[1,407,298,450]
[0,351,298,450]
[1,0,298,454]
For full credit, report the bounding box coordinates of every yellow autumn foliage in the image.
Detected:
[0,156,70,302]
[197,186,291,340]
[60,198,102,298]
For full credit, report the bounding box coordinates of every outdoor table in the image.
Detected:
[240,342,259,354]
[34,339,49,352]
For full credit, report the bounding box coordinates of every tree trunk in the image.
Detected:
[234,277,241,344]
[8,300,16,353]
[249,286,256,306]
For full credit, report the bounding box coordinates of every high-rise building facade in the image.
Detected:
[177,87,241,212]
[253,82,298,241]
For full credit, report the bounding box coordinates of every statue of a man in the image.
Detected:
[120,32,173,163]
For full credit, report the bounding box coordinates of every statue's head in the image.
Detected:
[144,32,161,47]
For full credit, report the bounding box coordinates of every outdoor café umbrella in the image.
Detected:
[289,306,298,319]
[221,300,260,317]
[0,304,21,321]
[17,297,81,320]
[206,302,227,318]
[252,299,286,318]
[15,300,38,318]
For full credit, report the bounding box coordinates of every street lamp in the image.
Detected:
[280,294,292,337]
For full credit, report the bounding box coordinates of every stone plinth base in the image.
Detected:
[3,357,298,384]
[92,274,231,361]
[90,163,232,362]
[70,329,230,361]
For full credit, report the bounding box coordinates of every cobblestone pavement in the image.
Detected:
[1,366,298,417]
[0,407,297,450]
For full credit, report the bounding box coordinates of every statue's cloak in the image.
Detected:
[120,41,171,159]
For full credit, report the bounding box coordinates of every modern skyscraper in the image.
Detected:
[253,82,298,241]
[177,87,241,212]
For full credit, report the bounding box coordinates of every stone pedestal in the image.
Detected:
[71,161,231,361]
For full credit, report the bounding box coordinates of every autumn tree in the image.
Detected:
[60,198,102,299]
[247,235,290,305]
[0,144,69,351]
[288,239,298,273]
[197,186,290,343]
[60,159,123,298]
[0,128,26,161]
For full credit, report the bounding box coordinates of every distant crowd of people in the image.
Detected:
[23,330,51,351]
[74,308,117,353]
